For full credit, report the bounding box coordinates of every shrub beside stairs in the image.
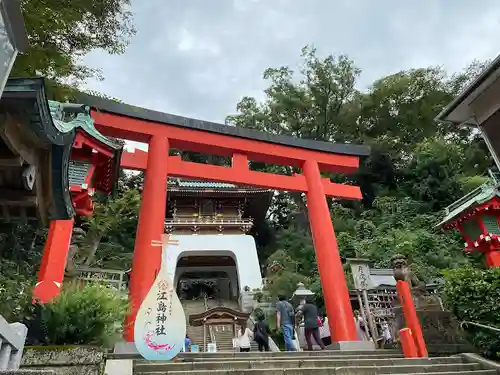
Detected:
[107,350,500,375]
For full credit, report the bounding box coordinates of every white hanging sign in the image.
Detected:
[134,234,186,360]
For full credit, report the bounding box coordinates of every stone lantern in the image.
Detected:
[0,0,28,96]
[291,282,314,305]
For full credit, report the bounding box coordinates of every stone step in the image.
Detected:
[390,372,496,375]
[136,363,484,375]
[110,350,402,361]
[134,357,467,373]
[175,354,405,363]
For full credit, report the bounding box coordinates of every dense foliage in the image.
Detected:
[12,0,135,99]
[441,267,500,359]
[23,283,128,347]
[225,47,491,306]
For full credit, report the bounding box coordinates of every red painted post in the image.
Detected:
[34,218,75,303]
[485,250,500,268]
[124,136,169,342]
[303,159,357,342]
[396,280,428,357]
[399,328,418,358]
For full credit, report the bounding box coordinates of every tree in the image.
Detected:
[69,187,140,270]
[12,0,136,98]
[227,47,490,306]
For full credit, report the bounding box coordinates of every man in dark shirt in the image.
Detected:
[298,296,326,351]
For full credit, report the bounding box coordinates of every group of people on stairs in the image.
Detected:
[236,294,326,352]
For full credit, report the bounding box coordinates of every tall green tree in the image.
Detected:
[227,46,491,301]
[12,0,136,98]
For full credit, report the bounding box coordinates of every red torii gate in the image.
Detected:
[84,95,370,345]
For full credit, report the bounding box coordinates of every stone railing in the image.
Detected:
[0,315,28,370]
[75,267,127,290]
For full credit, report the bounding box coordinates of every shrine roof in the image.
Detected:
[3,0,29,52]
[438,180,500,227]
[436,53,500,124]
[168,178,272,193]
[1,77,76,221]
[369,268,396,287]
[188,306,250,326]
[77,93,370,157]
[48,101,122,151]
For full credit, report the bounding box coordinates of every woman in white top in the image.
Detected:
[237,324,254,352]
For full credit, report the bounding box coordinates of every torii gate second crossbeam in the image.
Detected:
[84,94,370,346]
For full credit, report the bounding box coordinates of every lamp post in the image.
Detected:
[0,0,28,97]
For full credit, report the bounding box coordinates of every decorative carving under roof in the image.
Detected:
[189,306,250,326]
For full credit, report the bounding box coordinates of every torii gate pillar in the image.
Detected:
[303,159,358,343]
[124,136,169,341]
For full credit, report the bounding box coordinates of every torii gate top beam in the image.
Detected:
[80,94,370,199]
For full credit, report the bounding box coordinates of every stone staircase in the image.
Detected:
[182,299,209,351]
[131,350,498,375]
[212,325,235,352]
[206,299,240,352]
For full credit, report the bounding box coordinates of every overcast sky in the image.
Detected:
[83,0,500,149]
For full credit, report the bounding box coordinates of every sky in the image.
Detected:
[82,0,500,150]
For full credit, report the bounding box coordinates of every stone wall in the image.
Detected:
[394,307,474,355]
[20,347,106,375]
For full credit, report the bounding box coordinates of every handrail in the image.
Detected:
[204,294,216,344]
[460,321,500,333]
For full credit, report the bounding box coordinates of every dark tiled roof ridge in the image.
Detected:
[77,92,370,157]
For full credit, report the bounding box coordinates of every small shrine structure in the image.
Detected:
[439,169,500,268]
[189,306,250,350]
[48,101,122,217]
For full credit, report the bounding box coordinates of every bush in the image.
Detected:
[23,282,128,347]
[441,266,500,359]
[0,260,35,322]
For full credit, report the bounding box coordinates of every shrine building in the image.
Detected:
[165,178,272,299]
[1,77,123,303]
[439,168,500,267]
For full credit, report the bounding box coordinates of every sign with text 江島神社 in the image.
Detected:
[134,235,186,360]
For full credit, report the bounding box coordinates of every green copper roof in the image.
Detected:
[167,178,270,191]
[48,100,121,150]
[439,179,500,227]
[169,179,239,189]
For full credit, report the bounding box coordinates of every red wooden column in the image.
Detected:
[124,136,170,342]
[485,250,500,268]
[33,218,75,303]
[302,159,357,342]
[396,280,428,357]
